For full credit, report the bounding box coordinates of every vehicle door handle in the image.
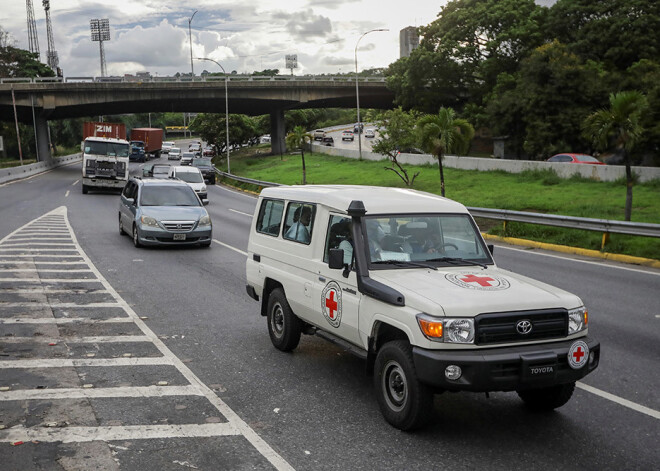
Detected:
[318,276,326,282]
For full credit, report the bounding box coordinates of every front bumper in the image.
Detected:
[413,336,600,392]
[136,225,212,246]
[83,177,126,189]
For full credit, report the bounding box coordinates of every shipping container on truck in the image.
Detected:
[130,128,164,158]
[83,122,127,140]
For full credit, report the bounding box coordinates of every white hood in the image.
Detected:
[369,266,582,317]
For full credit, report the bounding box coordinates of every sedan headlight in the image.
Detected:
[201,185,207,192]
[416,314,475,344]
[568,306,588,334]
[140,215,159,227]
[198,215,211,226]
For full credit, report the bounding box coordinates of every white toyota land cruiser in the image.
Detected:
[245,185,600,430]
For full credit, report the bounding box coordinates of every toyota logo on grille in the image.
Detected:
[516,320,532,335]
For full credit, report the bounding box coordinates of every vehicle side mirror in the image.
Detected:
[125,197,134,205]
[328,248,344,269]
[202,199,209,206]
[487,244,494,255]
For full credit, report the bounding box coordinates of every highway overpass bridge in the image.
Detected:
[0,75,395,160]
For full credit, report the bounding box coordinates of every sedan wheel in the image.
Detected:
[132,224,142,248]
[119,215,126,236]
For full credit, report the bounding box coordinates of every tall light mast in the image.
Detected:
[26,0,40,59]
[42,1,59,73]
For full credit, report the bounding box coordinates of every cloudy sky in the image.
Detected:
[1,1,450,77]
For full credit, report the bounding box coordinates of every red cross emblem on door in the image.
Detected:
[325,290,338,319]
[460,274,495,287]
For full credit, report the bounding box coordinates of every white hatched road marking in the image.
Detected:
[0,317,133,324]
[2,424,240,443]
[0,302,118,308]
[0,206,294,470]
[0,269,92,273]
[1,335,150,343]
[0,385,203,401]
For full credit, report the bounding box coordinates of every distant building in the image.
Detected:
[399,27,419,58]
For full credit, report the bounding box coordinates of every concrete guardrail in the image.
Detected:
[0,154,81,185]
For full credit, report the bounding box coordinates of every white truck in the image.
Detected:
[81,136,130,194]
[246,185,600,430]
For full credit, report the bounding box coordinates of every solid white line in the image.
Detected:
[0,255,83,258]
[217,185,257,198]
[0,302,119,308]
[0,317,132,324]
[0,248,80,252]
[0,385,203,401]
[212,239,248,256]
[577,382,660,419]
[497,244,660,276]
[0,243,76,247]
[0,287,107,293]
[0,278,100,283]
[65,190,70,197]
[0,335,150,343]
[0,262,89,266]
[229,208,253,217]
[6,237,72,241]
[0,357,172,369]
[72,179,80,186]
[0,423,239,443]
[0,269,92,273]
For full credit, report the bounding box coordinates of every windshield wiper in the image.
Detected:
[426,257,488,269]
[372,260,438,271]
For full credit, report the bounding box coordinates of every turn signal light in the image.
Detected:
[584,310,588,325]
[418,318,443,339]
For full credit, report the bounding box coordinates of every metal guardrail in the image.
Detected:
[0,75,386,85]
[214,171,660,242]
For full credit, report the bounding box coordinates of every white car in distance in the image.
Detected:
[168,166,208,202]
[168,147,181,160]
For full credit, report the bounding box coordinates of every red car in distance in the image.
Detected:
[547,153,606,165]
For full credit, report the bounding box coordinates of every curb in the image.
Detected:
[482,233,660,268]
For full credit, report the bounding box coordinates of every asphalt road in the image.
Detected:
[0,153,658,470]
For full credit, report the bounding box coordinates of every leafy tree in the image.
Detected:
[372,107,421,187]
[0,27,54,78]
[418,107,474,196]
[285,126,312,184]
[189,113,258,159]
[582,91,648,221]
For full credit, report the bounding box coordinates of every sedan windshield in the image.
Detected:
[140,186,200,206]
[176,172,203,183]
[364,214,492,268]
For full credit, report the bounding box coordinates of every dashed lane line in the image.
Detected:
[213,238,248,256]
[576,382,660,420]
[1,423,240,444]
[0,385,203,401]
[229,208,253,217]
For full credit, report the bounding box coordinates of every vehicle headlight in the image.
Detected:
[568,306,587,334]
[198,215,211,226]
[140,215,159,227]
[416,314,475,344]
[201,185,207,192]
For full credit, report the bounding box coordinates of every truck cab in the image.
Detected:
[81,137,130,194]
[245,185,600,430]
[130,140,147,162]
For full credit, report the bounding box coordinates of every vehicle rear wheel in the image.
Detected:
[266,288,301,352]
[119,215,126,236]
[517,382,575,411]
[132,224,142,248]
[374,340,433,431]
[82,184,88,194]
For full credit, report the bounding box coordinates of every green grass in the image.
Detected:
[220,149,660,261]
[0,158,37,168]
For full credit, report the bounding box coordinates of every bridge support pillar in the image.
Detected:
[35,113,52,162]
[270,109,286,156]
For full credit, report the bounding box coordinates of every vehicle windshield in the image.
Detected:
[193,158,212,167]
[84,140,129,157]
[182,153,195,158]
[140,186,200,206]
[363,214,492,268]
[152,166,169,175]
[176,171,203,183]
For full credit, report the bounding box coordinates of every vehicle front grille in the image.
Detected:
[161,221,195,232]
[475,309,568,345]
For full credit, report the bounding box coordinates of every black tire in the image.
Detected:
[374,340,433,431]
[266,288,302,352]
[119,214,126,236]
[132,224,142,248]
[210,177,216,185]
[82,184,88,194]
[517,382,576,411]
[200,241,211,248]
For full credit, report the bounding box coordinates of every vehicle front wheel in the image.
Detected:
[132,224,142,248]
[266,288,301,352]
[517,382,575,411]
[374,340,433,431]
[82,184,88,194]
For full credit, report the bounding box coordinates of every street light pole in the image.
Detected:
[188,10,198,76]
[196,58,231,173]
[355,28,388,160]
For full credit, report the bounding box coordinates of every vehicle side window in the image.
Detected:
[256,199,284,236]
[283,202,315,244]
[324,215,353,267]
[122,181,136,198]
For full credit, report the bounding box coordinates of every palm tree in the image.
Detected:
[285,126,313,185]
[582,91,648,221]
[418,107,475,197]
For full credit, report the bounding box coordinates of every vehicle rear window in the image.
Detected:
[176,171,203,183]
[576,154,600,163]
[140,186,200,206]
[257,199,284,236]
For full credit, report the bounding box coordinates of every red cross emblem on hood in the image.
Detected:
[460,274,495,287]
